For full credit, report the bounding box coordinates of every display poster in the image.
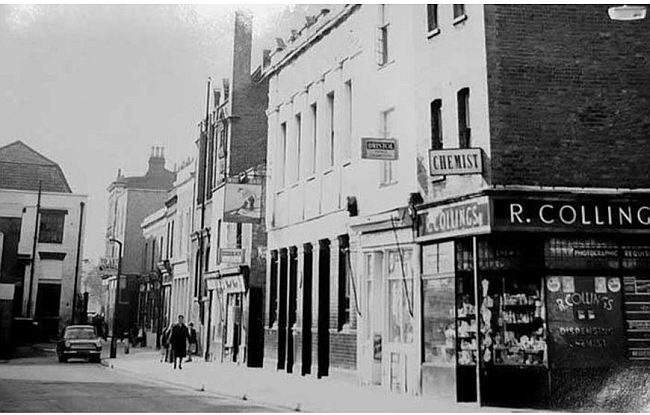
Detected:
[223,183,262,223]
[546,276,625,369]
[623,276,650,360]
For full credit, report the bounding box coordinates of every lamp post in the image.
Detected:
[108,238,123,359]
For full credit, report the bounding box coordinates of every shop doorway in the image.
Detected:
[317,239,330,378]
[287,247,298,373]
[362,252,384,386]
[302,244,313,375]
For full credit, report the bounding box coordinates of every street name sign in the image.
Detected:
[361,138,398,160]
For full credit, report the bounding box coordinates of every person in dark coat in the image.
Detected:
[186,322,198,362]
[170,315,190,370]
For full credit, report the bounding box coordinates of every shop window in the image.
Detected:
[430,99,443,150]
[387,249,414,344]
[457,88,470,148]
[423,276,455,365]
[38,210,66,244]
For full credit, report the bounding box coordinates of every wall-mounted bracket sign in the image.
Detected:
[219,248,246,264]
[361,137,398,160]
[429,148,483,176]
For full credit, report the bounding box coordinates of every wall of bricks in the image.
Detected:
[485,5,650,188]
[329,330,357,370]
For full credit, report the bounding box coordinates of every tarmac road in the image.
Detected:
[0,347,278,413]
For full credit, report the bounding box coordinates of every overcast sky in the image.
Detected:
[0,4,318,260]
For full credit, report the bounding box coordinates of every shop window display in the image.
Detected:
[455,273,548,367]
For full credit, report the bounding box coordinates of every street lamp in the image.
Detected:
[608,5,647,21]
[108,238,123,359]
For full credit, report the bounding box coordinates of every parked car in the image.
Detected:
[56,325,102,363]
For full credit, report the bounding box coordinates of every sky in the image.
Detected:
[0,3,319,261]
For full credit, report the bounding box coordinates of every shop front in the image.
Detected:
[417,191,650,408]
[206,267,249,364]
[352,209,421,396]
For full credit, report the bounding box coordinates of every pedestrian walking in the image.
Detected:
[169,315,190,370]
[160,324,172,363]
[186,322,197,362]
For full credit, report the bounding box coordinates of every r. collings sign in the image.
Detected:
[493,197,650,231]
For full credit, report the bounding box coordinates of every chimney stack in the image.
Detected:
[147,145,166,175]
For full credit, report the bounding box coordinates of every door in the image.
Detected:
[384,249,416,394]
[277,249,288,370]
[361,252,384,385]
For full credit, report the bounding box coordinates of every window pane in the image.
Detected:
[39,211,65,244]
[427,4,438,32]
[453,4,465,18]
[430,100,443,150]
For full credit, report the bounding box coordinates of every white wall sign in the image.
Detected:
[361,138,398,160]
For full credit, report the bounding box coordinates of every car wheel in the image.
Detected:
[58,355,67,363]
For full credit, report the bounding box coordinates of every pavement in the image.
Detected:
[0,344,277,412]
[97,340,530,413]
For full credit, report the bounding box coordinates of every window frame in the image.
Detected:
[430,99,443,150]
[426,4,440,36]
[38,209,66,244]
[457,88,471,149]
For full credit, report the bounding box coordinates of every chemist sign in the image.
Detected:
[428,148,483,176]
[361,138,398,160]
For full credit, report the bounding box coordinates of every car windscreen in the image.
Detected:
[64,328,96,340]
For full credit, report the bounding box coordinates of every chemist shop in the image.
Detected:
[417,191,650,408]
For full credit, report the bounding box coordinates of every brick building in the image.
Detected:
[192,10,268,367]
[262,3,650,409]
[411,4,650,408]
[0,140,87,339]
[103,147,175,341]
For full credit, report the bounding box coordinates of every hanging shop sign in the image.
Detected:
[546,276,625,369]
[219,248,245,264]
[223,182,262,223]
[215,275,247,294]
[428,148,483,176]
[417,196,491,242]
[493,196,650,232]
[361,138,398,160]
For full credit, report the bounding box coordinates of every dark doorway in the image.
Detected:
[277,249,288,370]
[36,283,61,317]
[247,286,264,367]
[301,243,313,375]
[317,239,330,378]
[287,247,298,373]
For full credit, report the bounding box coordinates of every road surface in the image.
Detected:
[0,347,278,412]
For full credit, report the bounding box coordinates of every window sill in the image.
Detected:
[275,189,285,196]
[377,59,396,71]
[453,14,468,26]
[342,160,352,168]
[426,28,441,39]
[379,180,399,189]
[323,168,334,176]
[291,182,300,190]
[305,175,316,183]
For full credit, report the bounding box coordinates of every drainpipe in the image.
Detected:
[27,181,42,319]
[72,202,85,324]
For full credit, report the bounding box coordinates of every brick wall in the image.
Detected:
[485,5,650,188]
[330,331,357,370]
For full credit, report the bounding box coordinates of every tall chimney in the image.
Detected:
[231,9,252,108]
[147,145,166,175]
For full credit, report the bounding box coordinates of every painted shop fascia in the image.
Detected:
[415,187,650,407]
